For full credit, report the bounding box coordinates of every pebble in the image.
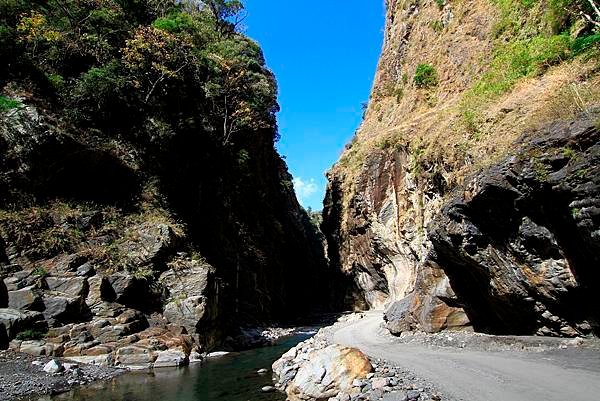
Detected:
[0,349,122,401]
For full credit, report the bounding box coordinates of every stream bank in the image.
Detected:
[34,332,315,401]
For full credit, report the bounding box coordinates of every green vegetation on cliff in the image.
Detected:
[0,0,278,148]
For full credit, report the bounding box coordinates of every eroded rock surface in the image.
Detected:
[429,118,600,336]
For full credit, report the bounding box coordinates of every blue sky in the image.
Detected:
[244,1,385,210]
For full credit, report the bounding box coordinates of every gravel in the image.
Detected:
[0,350,123,400]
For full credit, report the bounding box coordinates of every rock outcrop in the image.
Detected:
[322,0,600,337]
[429,118,600,336]
[0,96,329,365]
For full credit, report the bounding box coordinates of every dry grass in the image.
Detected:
[332,0,600,211]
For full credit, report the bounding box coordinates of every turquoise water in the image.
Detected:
[49,333,312,401]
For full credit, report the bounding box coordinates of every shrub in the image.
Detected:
[0,95,21,111]
[33,266,49,277]
[414,64,438,88]
[72,60,127,119]
[0,96,22,112]
[153,12,195,33]
[16,329,46,341]
[471,34,571,97]
[572,34,600,56]
[47,73,65,90]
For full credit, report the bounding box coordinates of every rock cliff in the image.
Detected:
[323,0,600,336]
[0,0,333,368]
[0,98,330,367]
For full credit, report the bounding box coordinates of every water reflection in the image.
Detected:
[40,334,310,401]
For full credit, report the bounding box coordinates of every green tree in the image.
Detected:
[205,0,246,35]
[204,38,278,145]
[122,26,194,103]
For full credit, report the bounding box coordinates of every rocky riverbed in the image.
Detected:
[0,350,122,400]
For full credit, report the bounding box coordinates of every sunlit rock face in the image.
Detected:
[322,0,600,336]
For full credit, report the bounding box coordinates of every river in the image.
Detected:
[45,332,313,401]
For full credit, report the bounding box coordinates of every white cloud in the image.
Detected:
[293,177,318,206]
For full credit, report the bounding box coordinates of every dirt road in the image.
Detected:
[333,312,600,401]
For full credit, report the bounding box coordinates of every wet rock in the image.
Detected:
[153,349,188,368]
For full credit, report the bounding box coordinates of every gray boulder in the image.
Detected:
[8,286,43,311]
[153,350,189,368]
[0,308,45,338]
[43,359,64,373]
[163,296,206,335]
[42,295,86,326]
[46,276,88,297]
[115,345,157,369]
[160,260,211,335]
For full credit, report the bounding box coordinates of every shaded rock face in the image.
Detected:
[429,118,600,336]
[0,97,331,363]
[0,105,139,205]
[159,125,337,327]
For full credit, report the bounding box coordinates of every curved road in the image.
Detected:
[333,312,600,401]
